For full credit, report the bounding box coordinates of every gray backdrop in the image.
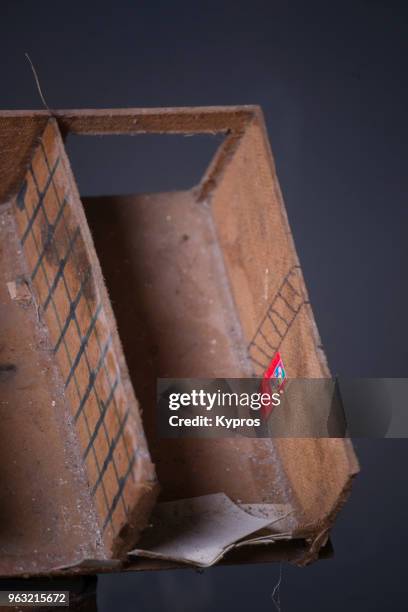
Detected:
[1,1,407,610]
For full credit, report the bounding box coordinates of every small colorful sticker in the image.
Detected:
[264,352,287,390]
[260,352,287,420]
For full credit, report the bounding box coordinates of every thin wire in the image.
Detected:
[24,52,51,113]
[271,562,283,612]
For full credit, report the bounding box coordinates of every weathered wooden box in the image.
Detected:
[0,107,358,576]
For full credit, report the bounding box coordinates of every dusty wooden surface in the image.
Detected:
[0,203,102,575]
[0,106,358,575]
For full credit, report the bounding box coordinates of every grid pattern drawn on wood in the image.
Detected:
[13,122,139,548]
[248,266,308,375]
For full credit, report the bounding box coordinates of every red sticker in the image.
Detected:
[260,352,286,420]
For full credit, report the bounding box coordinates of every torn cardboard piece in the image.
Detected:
[129,493,293,567]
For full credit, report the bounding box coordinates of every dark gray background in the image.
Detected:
[1,1,407,610]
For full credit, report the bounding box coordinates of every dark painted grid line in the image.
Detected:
[41,144,135,530]
[250,339,273,362]
[74,335,113,422]
[277,291,298,314]
[258,328,278,353]
[75,288,136,495]
[273,307,303,353]
[86,318,136,529]
[83,376,119,457]
[64,302,102,389]
[26,160,114,531]
[16,181,27,211]
[38,147,127,514]
[83,296,137,495]
[87,313,137,481]
[53,225,126,517]
[248,265,303,348]
[34,157,126,513]
[92,407,131,497]
[264,303,304,362]
[54,266,92,354]
[285,272,303,298]
[249,354,269,371]
[247,266,309,375]
[21,159,60,244]
[29,183,113,532]
[266,312,284,338]
[31,196,68,281]
[42,226,80,312]
[102,454,136,531]
[269,308,291,328]
[28,165,81,314]
[54,216,135,485]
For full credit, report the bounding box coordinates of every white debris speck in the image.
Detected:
[6,281,17,300]
[264,267,269,301]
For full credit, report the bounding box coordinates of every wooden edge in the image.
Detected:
[201,108,359,555]
[0,536,332,577]
[195,108,268,202]
[0,115,49,205]
[195,132,244,202]
[0,106,259,134]
[0,107,260,206]
[49,118,159,555]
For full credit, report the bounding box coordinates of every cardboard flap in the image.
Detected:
[129,493,293,567]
